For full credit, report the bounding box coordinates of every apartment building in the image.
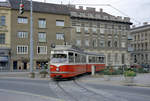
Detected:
[130,23,150,66]
[0,0,70,71]
[69,6,132,67]
[0,0,132,71]
[0,2,11,71]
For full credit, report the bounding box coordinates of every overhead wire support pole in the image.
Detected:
[30,0,33,73]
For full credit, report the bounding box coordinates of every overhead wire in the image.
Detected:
[71,3,141,25]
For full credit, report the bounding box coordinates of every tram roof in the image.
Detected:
[85,52,105,57]
[52,45,84,52]
[51,45,105,56]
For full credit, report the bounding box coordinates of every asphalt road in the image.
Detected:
[0,77,150,101]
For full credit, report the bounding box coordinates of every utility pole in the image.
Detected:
[30,0,33,73]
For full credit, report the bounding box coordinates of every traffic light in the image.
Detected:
[19,3,24,14]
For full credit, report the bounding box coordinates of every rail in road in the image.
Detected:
[49,79,128,101]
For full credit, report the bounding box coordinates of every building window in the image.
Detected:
[38,32,46,42]
[92,28,97,33]
[100,28,104,33]
[17,45,28,54]
[18,17,28,24]
[0,33,5,44]
[115,53,118,64]
[56,20,64,26]
[108,41,112,47]
[121,42,126,48]
[107,53,111,64]
[122,53,125,64]
[0,16,5,26]
[114,41,118,47]
[145,42,148,50]
[85,39,89,47]
[76,39,81,46]
[134,44,136,51]
[18,32,28,38]
[38,19,46,28]
[99,40,105,47]
[56,33,64,40]
[76,27,81,33]
[92,39,97,47]
[84,27,89,33]
[37,46,47,54]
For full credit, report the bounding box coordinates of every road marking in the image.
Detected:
[0,89,64,101]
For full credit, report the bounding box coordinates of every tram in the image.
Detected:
[50,45,105,79]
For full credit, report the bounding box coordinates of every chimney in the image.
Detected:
[132,25,136,28]
[86,7,95,12]
[100,8,103,12]
[79,6,83,10]
[143,22,148,25]
[68,4,76,9]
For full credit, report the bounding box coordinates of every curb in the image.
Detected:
[122,83,150,87]
[79,77,150,88]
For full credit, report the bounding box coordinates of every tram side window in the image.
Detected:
[75,53,80,63]
[81,55,86,63]
[69,52,74,63]
[102,57,104,63]
[96,57,99,63]
[99,57,104,63]
[92,56,96,63]
[88,56,92,63]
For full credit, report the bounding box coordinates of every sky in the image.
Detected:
[1,0,149,26]
[32,0,150,26]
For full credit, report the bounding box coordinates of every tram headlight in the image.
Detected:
[56,67,59,71]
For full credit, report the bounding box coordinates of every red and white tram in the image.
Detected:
[50,45,105,79]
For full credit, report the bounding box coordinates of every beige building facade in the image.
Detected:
[0,5,11,71]
[69,6,132,67]
[0,0,70,71]
[0,0,132,71]
[130,24,150,67]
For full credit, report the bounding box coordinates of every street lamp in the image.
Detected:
[29,0,34,74]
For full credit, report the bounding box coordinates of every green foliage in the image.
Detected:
[137,68,149,73]
[112,69,123,75]
[124,70,136,77]
[39,70,48,74]
[103,69,113,75]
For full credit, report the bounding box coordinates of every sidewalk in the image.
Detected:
[79,73,150,87]
[0,72,51,80]
[1,72,150,87]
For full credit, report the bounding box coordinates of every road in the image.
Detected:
[0,77,150,101]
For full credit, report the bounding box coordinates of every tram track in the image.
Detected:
[49,79,128,101]
[49,80,79,101]
[73,79,128,101]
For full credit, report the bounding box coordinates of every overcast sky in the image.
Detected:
[32,0,150,26]
[1,0,148,26]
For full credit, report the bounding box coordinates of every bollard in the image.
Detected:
[91,65,95,76]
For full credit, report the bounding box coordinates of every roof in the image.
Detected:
[130,24,150,33]
[69,7,132,25]
[0,0,69,15]
[131,24,150,31]
[0,0,10,7]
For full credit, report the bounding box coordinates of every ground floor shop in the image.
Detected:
[12,59,48,71]
[0,48,11,71]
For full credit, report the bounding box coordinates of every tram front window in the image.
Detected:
[50,54,67,63]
